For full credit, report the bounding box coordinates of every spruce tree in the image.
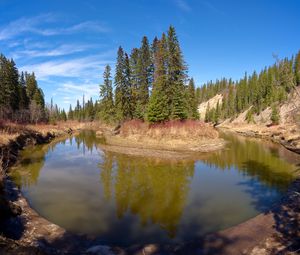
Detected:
[147,35,169,122]
[99,64,115,121]
[68,105,74,120]
[18,71,29,110]
[271,105,280,125]
[114,47,126,121]
[129,48,140,118]
[137,36,152,114]
[295,50,300,85]
[187,78,199,119]
[26,72,38,100]
[167,26,188,120]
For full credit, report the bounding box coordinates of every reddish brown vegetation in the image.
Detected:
[119,119,219,140]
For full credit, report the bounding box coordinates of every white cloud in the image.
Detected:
[0,14,109,41]
[0,14,56,40]
[20,51,115,80]
[57,81,100,105]
[13,43,95,58]
[175,0,191,12]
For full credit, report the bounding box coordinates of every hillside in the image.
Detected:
[201,87,300,153]
[198,94,223,120]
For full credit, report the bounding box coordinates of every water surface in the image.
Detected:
[10,131,300,246]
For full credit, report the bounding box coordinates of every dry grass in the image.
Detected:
[0,120,89,145]
[119,119,219,140]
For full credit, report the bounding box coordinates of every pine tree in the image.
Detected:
[18,71,29,110]
[0,55,19,116]
[187,78,199,119]
[271,105,280,125]
[214,100,220,124]
[137,36,152,114]
[26,72,38,100]
[295,50,300,85]
[123,53,133,119]
[99,64,115,121]
[147,35,169,122]
[167,26,188,120]
[205,103,210,122]
[68,105,74,120]
[114,47,133,121]
[129,48,141,118]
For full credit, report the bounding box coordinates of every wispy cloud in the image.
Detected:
[20,51,115,80]
[12,43,95,59]
[175,0,191,12]
[57,81,100,105]
[0,14,109,41]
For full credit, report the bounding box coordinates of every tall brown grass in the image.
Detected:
[119,119,219,140]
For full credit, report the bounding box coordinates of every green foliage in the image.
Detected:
[271,105,280,125]
[294,50,300,85]
[99,65,115,122]
[246,108,255,123]
[0,53,46,122]
[187,78,199,119]
[199,54,299,124]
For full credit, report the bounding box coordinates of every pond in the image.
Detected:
[9,130,300,246]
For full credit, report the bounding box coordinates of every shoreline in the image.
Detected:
[99,134,226,159]
[218,123,300,154]
[0,123,299,254]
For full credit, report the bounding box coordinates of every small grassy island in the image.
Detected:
[101,120,225,158]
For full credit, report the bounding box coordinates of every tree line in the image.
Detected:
[69,26,199,123]
[0,54,46,123]
[200,51,300,124]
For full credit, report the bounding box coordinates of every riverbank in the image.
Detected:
[218,122,300,154]
[0,121,95,255]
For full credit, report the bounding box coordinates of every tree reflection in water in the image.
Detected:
[99,152,194,237]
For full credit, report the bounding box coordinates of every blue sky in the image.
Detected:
[0,0,299,109]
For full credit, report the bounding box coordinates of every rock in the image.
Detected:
[86,245,115,255]
[9,201,22,216]
[143,244,158,254]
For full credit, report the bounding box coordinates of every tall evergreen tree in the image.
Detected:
[147,34,169,122]
[295,50,300,85]
[99,64,115,121]
[137,36,152,114]
[167,26,188,120]
[187,78,199,119]
[114,47,133,121]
